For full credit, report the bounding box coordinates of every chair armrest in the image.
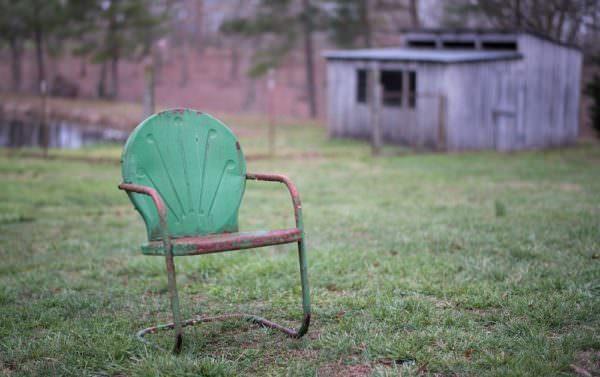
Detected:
[118,183,171,249]
[246,173,304,230]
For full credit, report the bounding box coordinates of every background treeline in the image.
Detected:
[0,0,599,131]
[0,0,167,99]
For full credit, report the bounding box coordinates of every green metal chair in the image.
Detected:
[119,109,310,353]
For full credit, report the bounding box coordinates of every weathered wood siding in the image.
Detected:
[325,32,582,151]
[443,60,521,150]
[516,34,581,148]
[326,60,367,139]
[326,60,446,147]
[436,34,581,150]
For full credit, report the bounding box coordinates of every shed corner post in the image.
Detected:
[369,61,382,156]
[437,93,447,152]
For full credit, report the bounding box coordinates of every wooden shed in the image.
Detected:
[323,30,582,151]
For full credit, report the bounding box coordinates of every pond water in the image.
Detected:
[0,120,128,149]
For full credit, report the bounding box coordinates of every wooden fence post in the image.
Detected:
[437,94,447,151]
[40,79,48,158]
[267,68,277,157]
[370,63,382,156]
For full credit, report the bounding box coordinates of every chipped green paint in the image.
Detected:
[121,109,246,241]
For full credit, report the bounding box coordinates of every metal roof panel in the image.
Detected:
[322,48,523,63]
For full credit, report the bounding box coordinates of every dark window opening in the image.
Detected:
[482,41,518,50]
[356,69,367,103]
[408,40,436,48]
[357,69,418,109]
[408,71,416,108]
[381,70,403,106]
[442,40,476,49]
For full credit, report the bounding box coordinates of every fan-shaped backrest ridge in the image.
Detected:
[121,109,246,241]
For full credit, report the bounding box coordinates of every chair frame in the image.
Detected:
[119,173,310,353]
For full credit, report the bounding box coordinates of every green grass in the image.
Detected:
[1,118,599,376]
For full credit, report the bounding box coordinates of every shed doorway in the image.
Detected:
[379,69,418,146]
[492,73,525,151]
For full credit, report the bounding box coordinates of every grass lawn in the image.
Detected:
[0,116,599,376]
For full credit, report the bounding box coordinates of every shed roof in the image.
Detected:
[323,48,522,63]
[399,28,581,51]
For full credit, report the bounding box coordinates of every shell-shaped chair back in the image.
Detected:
[121,109,246,241]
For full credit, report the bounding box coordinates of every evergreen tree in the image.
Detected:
[88,0,166,99]
[0,0,27,91]
[221,0,320,118]
[325,0,371,48]
[4,0,65,92]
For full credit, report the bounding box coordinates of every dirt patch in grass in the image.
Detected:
[1,360,18,375]
[571,350,600,377]
[558,183,583,192]
[502,180,583,193]
[502,181,539,190]
[287,348,320,362]
[318,362,371,377]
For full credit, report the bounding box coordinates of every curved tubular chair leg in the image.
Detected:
[137,312,307,352]
[296,236,312,337]
[165,252,184,353]
[137,235,311,352]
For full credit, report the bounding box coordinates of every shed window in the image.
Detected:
[356,69,368,103]
[408,40,436,48]
[442,40,476,49]
[482,41,517,50]
[381,70,417,108]
[356,69,417,109]
[381,70,403,106]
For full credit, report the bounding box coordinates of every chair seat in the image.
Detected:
[141,228,302,256]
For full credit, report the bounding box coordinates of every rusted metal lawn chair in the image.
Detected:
[119,109,310,353]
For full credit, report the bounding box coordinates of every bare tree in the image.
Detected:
[448,0,599,45]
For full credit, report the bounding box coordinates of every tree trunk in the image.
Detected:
[193,0,204,53]
[34,25,46,94]
[109,55,119,99]
[179,43,189,87]
[143,57,155,118]
[301,0,317,118]
[566,17,581,44]
[409,0,420,28]
[80,57,87,78]
[243,78,257,111]
[555,5,567,41]
[107,3,119,99]
[230,41,240,81]
[229,0,244,81]
[359,0,372,48]
[97,61,107,98]
[9,37,22,92]
[515,0,521,28]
